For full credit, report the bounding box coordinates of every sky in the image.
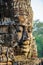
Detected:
[31,0,43,21]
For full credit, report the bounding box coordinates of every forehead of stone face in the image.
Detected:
[14,0,31,5]
[13,0,31,20]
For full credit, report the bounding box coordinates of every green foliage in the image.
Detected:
[33,20,43,57]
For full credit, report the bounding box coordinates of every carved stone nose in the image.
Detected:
[23,32,28,41]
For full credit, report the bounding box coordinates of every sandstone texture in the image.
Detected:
[0,0,41,65]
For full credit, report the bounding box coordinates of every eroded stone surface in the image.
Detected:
[0,0,38,64]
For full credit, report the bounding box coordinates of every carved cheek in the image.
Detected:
[17,32,22,41]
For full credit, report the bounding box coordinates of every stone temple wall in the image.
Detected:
[0,0,40,65]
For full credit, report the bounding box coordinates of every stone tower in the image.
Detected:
[0,0,38,64]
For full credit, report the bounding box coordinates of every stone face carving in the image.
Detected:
[0,0,38,63]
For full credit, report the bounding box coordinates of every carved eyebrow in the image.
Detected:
[15,26,23,32]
